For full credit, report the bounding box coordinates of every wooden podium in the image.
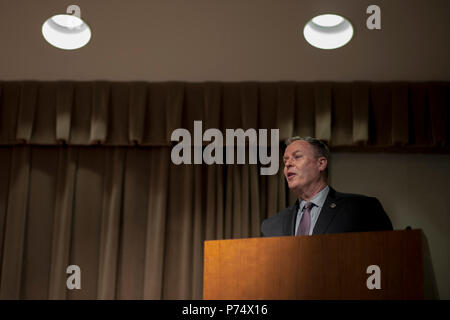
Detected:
[203,230,436,299]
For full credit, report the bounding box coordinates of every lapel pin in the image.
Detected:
[330,203,336,208]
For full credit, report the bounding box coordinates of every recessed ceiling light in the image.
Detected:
[42,8,91,50]
[303,14,354,50]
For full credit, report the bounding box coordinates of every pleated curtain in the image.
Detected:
[1,81,447,147]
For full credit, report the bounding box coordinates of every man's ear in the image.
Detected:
[317,157,327,171]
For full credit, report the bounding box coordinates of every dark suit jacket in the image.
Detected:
[261,187,393,237]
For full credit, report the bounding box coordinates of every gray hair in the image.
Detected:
[285,136,330,178]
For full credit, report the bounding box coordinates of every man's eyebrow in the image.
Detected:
[284,150,301,156]
[283,151,302,161]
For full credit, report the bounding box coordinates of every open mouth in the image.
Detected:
[287,172,297,180]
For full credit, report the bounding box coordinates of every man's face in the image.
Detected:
[283,140,327,193]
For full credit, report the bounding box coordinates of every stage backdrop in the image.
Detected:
[0,81,448,299]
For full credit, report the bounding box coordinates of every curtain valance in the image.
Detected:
[0,81,448,149]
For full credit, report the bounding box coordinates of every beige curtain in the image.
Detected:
[0,81,448,299]
[0,146,286,299]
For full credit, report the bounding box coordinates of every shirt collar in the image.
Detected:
[299,185,330,210]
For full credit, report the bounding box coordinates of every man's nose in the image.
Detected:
[284,159,292,167]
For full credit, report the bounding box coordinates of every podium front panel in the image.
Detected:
[203,230,423,299]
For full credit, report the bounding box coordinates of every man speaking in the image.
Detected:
[261,136,393,237]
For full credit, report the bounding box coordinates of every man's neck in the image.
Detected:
[295,181,328,202]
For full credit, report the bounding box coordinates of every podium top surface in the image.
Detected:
[204,229,422,244]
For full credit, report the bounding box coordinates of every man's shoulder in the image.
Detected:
[264,204,296,221]
[333,189,370,199]
[261,204,296,237]
[330,188,392,231]
[332,189,379,205]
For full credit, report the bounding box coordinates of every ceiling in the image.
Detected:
[1,0,449,81]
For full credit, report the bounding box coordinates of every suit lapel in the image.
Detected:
[312,187,342,235]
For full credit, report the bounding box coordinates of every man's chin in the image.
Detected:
[287,182,299,191]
